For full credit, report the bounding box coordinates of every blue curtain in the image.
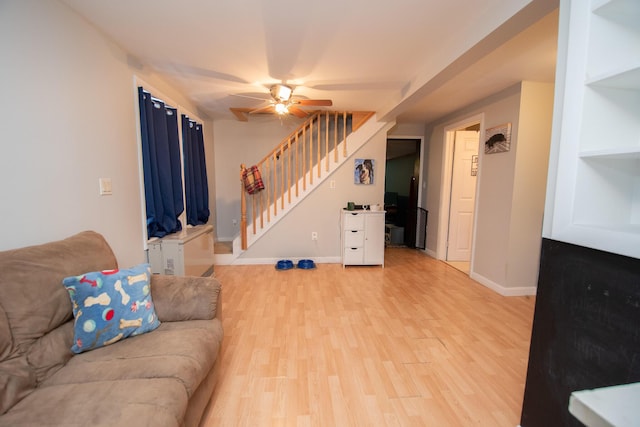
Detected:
[182,114,210,225]
[138,87,184,237]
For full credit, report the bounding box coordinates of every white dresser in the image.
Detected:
[341,210,385,267]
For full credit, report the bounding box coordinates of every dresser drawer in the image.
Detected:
[343,247,364,265]
[344,229,365,247]
[343,212,365,230]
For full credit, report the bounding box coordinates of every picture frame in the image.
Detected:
[354,159,374,185]
[485,123,512,154]
[471,155,478,176]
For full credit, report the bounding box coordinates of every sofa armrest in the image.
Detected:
[150,275,221,322]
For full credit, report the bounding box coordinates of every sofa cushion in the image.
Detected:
[151,275,221,321]
[0,378,189,427]
[25,321,74,385]
[42,319,223,399]
[0,231,117,414]
[0,356,35,415]
[0,231,117,354]
[0,304,12,361]
[62,264,160,354]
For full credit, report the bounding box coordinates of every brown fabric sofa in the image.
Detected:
[0,231,223,427]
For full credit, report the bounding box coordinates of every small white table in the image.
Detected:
[569,382,640,427]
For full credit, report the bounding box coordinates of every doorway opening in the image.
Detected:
[438,115,482,275]
[384,137,424,249]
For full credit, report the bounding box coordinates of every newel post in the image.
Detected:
[240,164,247,250]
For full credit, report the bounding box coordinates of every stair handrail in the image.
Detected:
[239,111,374,250]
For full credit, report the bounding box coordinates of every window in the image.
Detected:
[137,86,209,239]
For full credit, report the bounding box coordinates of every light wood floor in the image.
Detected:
[201,248,535,426]
[444,261,470,275]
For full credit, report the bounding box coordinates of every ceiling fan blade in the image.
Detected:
[294,99,333,106]
[249,104,275,115]
[229,108,250,122]
[288,105,309,118]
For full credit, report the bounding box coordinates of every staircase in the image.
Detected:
[216,111,390,264]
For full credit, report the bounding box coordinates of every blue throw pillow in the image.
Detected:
[62,263,160,354]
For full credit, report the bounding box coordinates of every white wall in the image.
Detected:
[425,85,522,259]
[506,81,554,289]
[213,118,301,241]
[472,91,521,289]
[0,1,213,266]
[389,123,426,137]
[425,82,554,294]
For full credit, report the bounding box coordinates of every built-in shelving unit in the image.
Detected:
[545,0,640,258]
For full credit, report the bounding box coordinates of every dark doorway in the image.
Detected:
[385,138,421,247]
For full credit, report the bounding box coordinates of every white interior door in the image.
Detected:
[447,130,479,261]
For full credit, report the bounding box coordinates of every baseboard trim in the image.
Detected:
[470,272,537,296]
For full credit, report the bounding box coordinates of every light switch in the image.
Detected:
[99,178,112,196]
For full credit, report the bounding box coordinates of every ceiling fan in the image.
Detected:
[230,84,332,121]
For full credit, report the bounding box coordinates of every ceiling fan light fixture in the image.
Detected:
[271,84,292,102]
[275,102,288,115]
[230,83,330,120]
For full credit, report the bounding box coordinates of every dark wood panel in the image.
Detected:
[521,238,640,426]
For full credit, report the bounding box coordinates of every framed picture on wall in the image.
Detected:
[471,155,478,176]
[485,123,512,154]
[354,159,374,185]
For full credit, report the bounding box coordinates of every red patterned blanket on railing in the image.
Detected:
[242,165,265,195]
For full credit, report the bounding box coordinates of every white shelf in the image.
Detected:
[587,0,640,81]
[579,147,640,159]
[553,224,640,260]
[579,86,640,153]
[573,156,640,234]
[569,382,640,427]
[586,64,640,89]
[580,223,640,233]
[592,0,640,19]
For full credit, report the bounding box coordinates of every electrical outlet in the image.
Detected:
[311,231,318,240]
[330,180,336,189]
[232,219,238,226]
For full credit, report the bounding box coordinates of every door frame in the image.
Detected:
[384,134,425,247]
[436,114,484,267]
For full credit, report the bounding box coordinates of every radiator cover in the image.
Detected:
[148,225,214,277]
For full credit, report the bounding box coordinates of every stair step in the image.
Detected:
[214,241,233,254]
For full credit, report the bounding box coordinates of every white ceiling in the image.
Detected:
[60,0,559,124]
